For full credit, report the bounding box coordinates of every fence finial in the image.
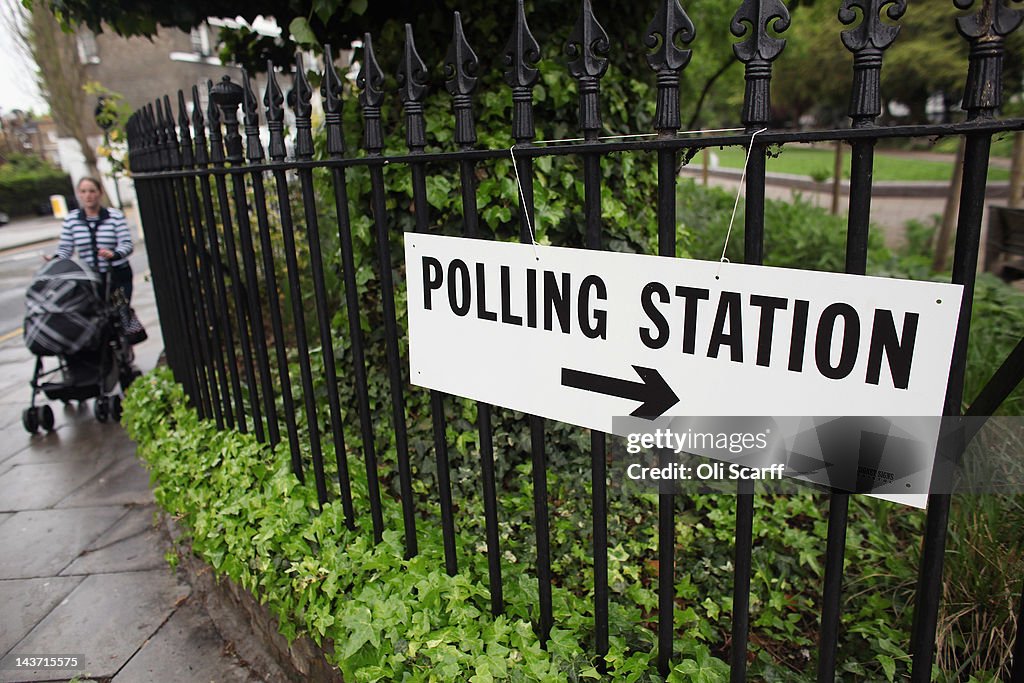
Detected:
[321,44,345,158]
[567,0,610,136]
[399,24,429,151]
[206,80,225,165]
[210,75,244,163]
[445,12,479,149]
[128,113,142,172]
[731,0,790,129]
[125,114,135,171]
[241,69,264,162]
[358,33,385,154]
[644,0,695,133]
[955,0,1024,119]
[177,90,194,169]
[162,95,183,170]
[155,98,168,167]
[264,63,287,161]
[839,0,906,127]
[292,54,315,159]
[146,104,162,171]
[503,0,540,143]
[191,85,209,167]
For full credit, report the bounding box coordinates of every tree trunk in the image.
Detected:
[933,138,966,272]
[685,58,736,131]
[1011,132,1023,209]
[20,4,99,182]
[831,141,843,215]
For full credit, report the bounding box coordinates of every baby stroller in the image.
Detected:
[21,257,141,433]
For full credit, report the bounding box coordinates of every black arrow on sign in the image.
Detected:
[561,365,680,419]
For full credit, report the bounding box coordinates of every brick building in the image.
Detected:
[62,19,285,206]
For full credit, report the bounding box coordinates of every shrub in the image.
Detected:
[0,153,74,217]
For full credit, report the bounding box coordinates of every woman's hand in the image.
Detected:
[98,248,115,260]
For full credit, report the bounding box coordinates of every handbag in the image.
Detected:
[119,305,148,345]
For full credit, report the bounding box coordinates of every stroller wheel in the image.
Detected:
[94,397,110,423]
[22,408,39,434]
[111,396,123,422]
[38,405,55,432]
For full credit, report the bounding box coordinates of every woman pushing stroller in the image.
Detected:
[49,177,134,306]
[22,177,142,432]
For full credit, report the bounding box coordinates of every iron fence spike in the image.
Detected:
[241,68,264,162]
[399,25,428,151]
[177,90,194,168]
[567,0,610,134]
[567,0,610,80]
[293,53,315,159]
[955,0,1024,117]
[503,0,540,142]
[645,0,695,132]
[321,44,346,158]
[358,34,385,153]
[839,1,906,126]
[191,84,209,166]
[502,0,540,90]
[446,12,480,148]
[264,63,287,160]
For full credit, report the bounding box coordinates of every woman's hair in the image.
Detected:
[76,177,104,194]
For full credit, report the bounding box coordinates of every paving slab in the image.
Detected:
[4,569,191,681]
[0,460,118,512]
[0,513,10,529]
[0,576,84,657]
[3,421,132,468]
[111,596,259,683]
[60,506,166,576]
[0,429,78,470]
[0,507,127,579]
[56,457,153,509]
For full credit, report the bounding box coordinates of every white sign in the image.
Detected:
[405,234,964,506]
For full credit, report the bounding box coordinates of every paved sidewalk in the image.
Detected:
[0,241,269,681]
[0,217,64,253]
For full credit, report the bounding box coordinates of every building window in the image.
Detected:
[190,26,211,57]
[77,31,99,64]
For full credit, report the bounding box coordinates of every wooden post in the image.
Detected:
[1011,131,1023,209]
[831,140,843,215]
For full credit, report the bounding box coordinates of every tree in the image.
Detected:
[17,3,100,178]
[774,0,1024,126]
[11,2,100,179]
[37,0,751,127]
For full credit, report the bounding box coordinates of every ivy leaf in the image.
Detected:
[312,0,338,24]
[288,17,317,48]
[340,605,378,659]
[350,0,368,15]
[426,176,453,210]
[669,647,728,683]
[876,654,896,682]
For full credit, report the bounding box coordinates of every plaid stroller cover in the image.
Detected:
[23,258,105,356]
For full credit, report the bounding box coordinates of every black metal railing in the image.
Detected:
[126,0,1024,679]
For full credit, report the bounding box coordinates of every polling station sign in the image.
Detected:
[405,234,964,503]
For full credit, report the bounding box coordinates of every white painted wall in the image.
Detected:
[54,135,136,210]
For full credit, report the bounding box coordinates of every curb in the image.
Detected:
[681,166,1011,198]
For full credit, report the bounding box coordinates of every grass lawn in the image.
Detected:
[705,144,1011,182]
